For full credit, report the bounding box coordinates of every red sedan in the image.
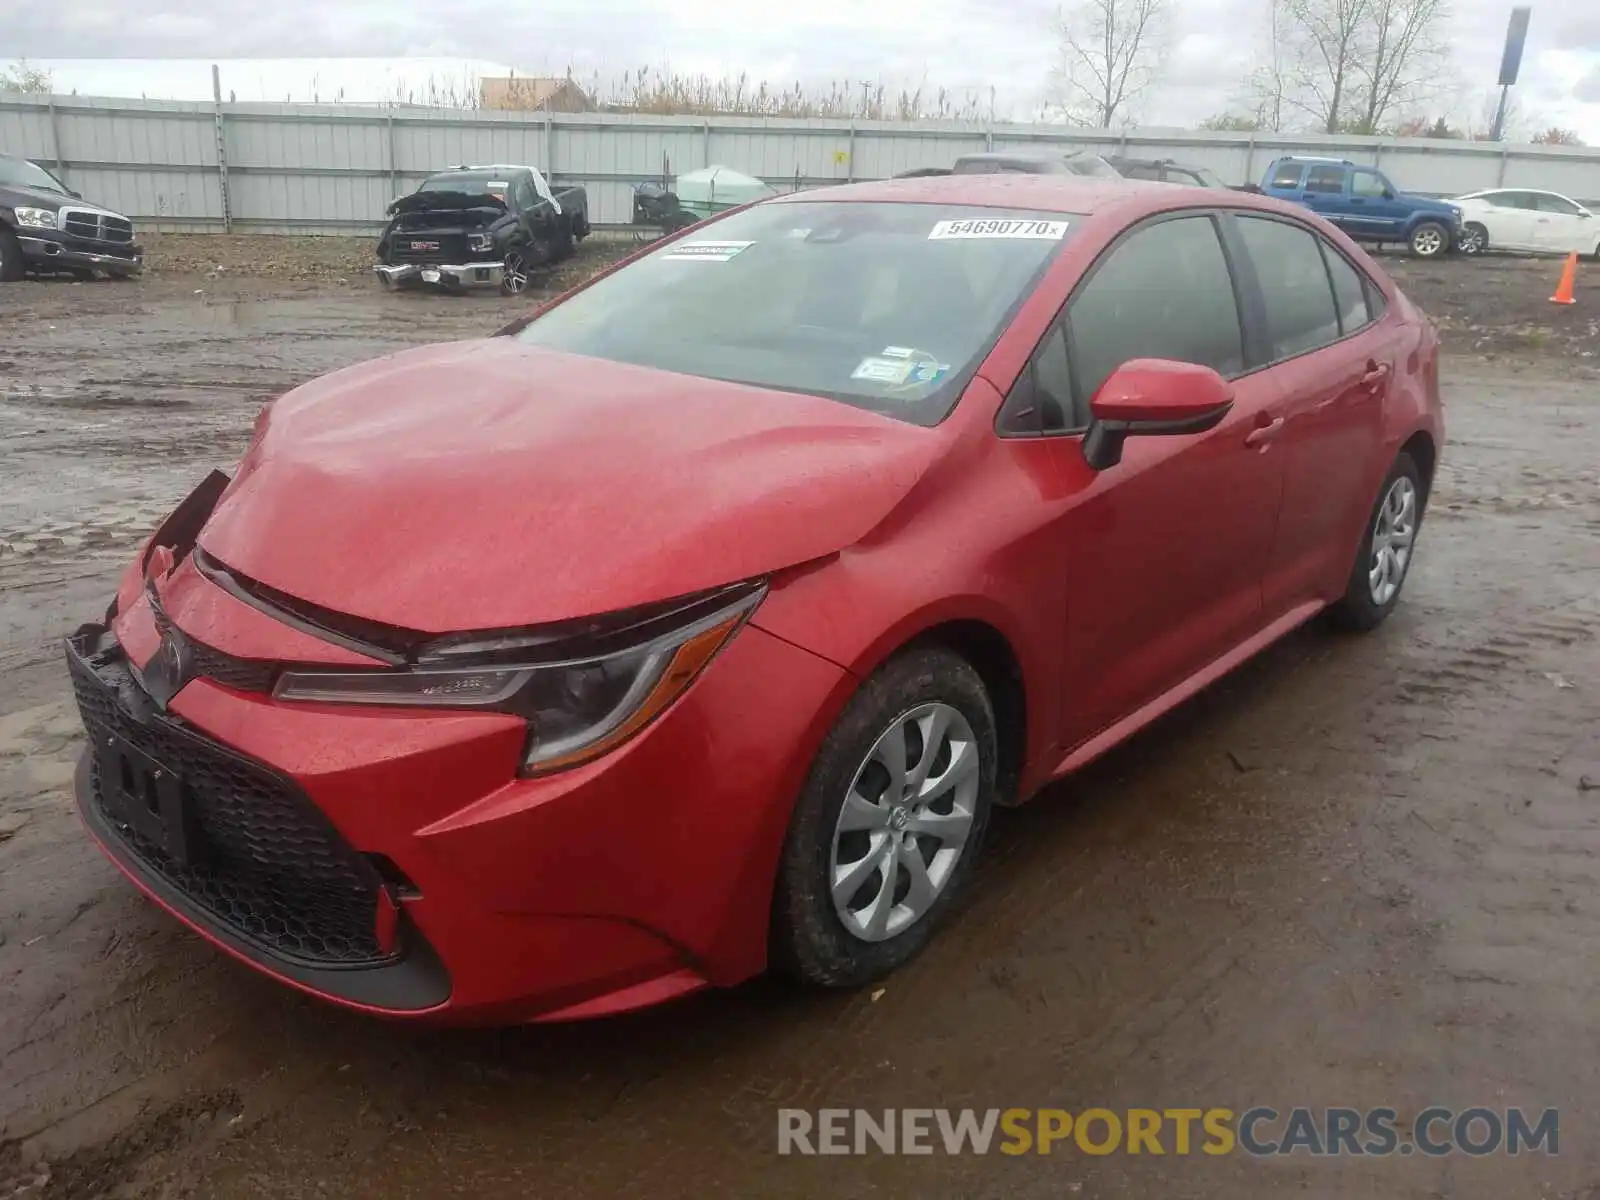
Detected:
[68,174,1442,1023]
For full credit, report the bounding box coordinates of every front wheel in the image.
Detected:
[501,251,530,295]
[1409,221,1449,258]
[772,646,996,988]
[1327,452,1424,632]
[1459,222,1489,256]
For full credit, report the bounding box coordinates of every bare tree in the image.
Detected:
[1246,0,1292,130]
[1282,0,1372,133]
[1352,0,1450,132]
[1050,0,1168,128]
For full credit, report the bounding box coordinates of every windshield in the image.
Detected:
[513,201,1078,426]
[419,173,512,196]
[0,156,69,195]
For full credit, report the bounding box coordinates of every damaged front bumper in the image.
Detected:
[373,260,505,290]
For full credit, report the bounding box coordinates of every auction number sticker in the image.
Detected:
[929,219,1069,240]
[662,240,755,262]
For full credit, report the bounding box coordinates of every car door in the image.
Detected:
[1225,214,1394,616]
[1025,213,1289,748]
[1489,192,1544,250]
[1530,192,1591,254]
[1300,164,1351,228]
[1346,167,1402,240]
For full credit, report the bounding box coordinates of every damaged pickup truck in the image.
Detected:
[374,165,589,294]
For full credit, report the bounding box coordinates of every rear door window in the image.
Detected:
[1066,215,1245,403]
[1234,216,1342,359]
[1321,244,1374,335]
[1304,165,1346,195]
[1269,161,1304,189]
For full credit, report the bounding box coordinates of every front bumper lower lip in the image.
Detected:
[374,260,504,289]
[18,235,143,275]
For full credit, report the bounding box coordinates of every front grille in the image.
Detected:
[388,232,468,262]
[147,587,276,693]
[60,208,135,245]
[68,638,392,967]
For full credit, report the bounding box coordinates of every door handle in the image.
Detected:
[1244,417,1284,447]
[1361,361,1391,389]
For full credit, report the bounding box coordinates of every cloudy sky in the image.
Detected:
[11,0,1600,140]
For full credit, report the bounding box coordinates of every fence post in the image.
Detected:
[1497,145,1510,187]
[386,112,397,200]
[211,64,233,233]
[1244,134,1256,186]
[847,121,855,182]
[703,120,712,167]
[543,109,554,181]
[43,96,68,189]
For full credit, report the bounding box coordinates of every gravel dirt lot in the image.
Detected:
[1,241,1597,1200]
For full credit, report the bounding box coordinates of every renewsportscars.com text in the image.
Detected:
[777,1107,1559,1157]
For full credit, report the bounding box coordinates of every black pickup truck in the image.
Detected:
[1,152,143,281]
[374,165,589,294]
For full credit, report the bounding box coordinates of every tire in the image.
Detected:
[0,227,24,282]
[1408,221,1449,258]
[501,250,530,295]
[772,646,997,988]
[1459,222,1489,256]
[1327,452,1424,633]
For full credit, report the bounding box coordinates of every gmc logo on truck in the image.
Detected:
[410,240,440,251]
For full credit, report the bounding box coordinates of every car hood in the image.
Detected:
[196,339,945,633]
[1405,193,1459,214]
[1,182,78,210]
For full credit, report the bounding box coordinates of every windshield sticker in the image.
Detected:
[929,218,1069,240]
[853,351,951,389]
[852,356,913,384]
[662,240,755,262]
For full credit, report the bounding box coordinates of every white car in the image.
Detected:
[1454,189,1600,258]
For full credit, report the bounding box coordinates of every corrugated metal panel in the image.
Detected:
[5,94,1600,232]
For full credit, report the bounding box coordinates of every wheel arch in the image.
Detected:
[1399,428,1438,509]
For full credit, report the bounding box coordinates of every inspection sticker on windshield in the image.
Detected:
[852,357,913,384]
[929,218,1068,240]
[662,240,755,262]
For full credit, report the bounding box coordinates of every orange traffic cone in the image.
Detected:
[1550,252,1578,305]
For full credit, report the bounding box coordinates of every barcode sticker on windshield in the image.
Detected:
[929,219,1069,240]
[662,240,755,262]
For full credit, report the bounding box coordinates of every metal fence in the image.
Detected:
[4,92,1600,235]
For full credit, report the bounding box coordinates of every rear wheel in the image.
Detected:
[1409,221,1449,258]
[1327,452,1423,632]
[1459,222,1489,256]
[772,646,996,988]
[0,227,24,282]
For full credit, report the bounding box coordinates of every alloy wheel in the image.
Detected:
[502,253,529,294]
[1412,227,1445,257]
[1460,225,1487,255]
[1369,475,1417,606]
[829,703,980,943]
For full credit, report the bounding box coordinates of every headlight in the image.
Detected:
[274,584,765,774]
[14,207,57,229]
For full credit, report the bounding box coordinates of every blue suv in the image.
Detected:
[1260,156,1463,258]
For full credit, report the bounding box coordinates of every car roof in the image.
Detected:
[768,172,1340,225]
[770,173,1190,215]
[433,165,532,176]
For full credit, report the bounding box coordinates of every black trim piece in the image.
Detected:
[1081,403,1233,472]
[142,469,231,576]
[77,750,452,1012]
[193,548,410,665]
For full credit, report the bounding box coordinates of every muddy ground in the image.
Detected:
[1,248,1598,1200]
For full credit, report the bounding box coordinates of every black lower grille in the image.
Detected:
[68,635,391,967]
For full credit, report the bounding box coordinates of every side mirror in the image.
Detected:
[1382,188,1395,200]
[1081,359,1235,471]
